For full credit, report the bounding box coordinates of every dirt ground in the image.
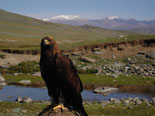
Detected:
[101,45,155,58]
[0,51,40,67]
[0,44,154,67]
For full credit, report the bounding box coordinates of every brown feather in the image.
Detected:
[40,36,88,116]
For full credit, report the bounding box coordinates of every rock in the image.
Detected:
[0,74,5,82]
[96,67,103,74]
[0,65,9,69]
[0,74,6,86]
[124,66,130,72]
[22,96,32,103]
[117,47,124,51]
[134,66,140,70]
[93,87,119,94]
[105,73,111,76]
[100,101,110,107]
[146,51,155,60]
[12,108,21,113]
[128,106,133,109]
[109,98,121,103]
[127,58,131,62]
[122,99,130,104]
[152,62,155,67]
[150,98,155,105]
[141,98,148,103]
[137,51,146,56]
[15,96,23,102]
[13,73,22,76]
[129,59,137,64]
[83,101,92,105]
[38,105,80,116]
[135,99,142,105]
[132,97,139,103]
[111,74,119,78]
[63,53,70,56]
[93,51,104,55]
[80,57,96,63]
[113,62,124,68]
[19,80,31,85]
[8,96,12,98]
[22,109,27,113]
[32,72,41,76]
[112,55,116,59]
[92,48,101,51]
[71,52,81,56]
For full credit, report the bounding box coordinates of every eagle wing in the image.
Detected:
[56,54,83,93]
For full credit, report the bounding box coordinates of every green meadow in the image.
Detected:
[0,9,155,116]
[0,102,154,116]
[0,9,144,50]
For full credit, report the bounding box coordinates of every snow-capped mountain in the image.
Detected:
[41,15,155,34]
[42,15,81,21]
[107,16,119,20]
[42,15,87,26]
[51,15,81,20]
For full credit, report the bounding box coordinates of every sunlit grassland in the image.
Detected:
[0,9,141,50]
[80,74,155,86]
[0,102,154,116]
[85,103,155,116]
[3,74,155,87]
[60,34,155,50]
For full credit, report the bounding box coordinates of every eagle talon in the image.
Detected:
[52,104,65,111]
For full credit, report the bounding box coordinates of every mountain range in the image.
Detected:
[0,9,134,50]
[43,15,155,34]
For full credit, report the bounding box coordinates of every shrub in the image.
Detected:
[0,54,6,59]
[8,61,40,73]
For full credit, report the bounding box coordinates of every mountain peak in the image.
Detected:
[107,16,119,20]
[50,15,81,20]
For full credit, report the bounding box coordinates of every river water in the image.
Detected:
[0,85,154,102]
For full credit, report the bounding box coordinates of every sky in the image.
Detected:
[0,0,155,20]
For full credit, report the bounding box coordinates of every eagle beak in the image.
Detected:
[44,39,51,45]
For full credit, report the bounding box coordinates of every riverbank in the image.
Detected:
[2,74,155,92]
[0,101,155,116]
[4,74,155,86]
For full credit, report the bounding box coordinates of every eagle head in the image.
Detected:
[41,36,60,55]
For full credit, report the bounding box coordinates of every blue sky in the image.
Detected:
[0,0,155,20]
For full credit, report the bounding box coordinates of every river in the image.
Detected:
[0,85,154,102]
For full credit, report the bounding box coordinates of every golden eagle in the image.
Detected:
[40,36,88,116]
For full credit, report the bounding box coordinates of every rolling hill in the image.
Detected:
[0,9,136,50]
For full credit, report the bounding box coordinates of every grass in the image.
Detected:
[8,61,40,73]
[1,9,155,50]
[0,102,154,116]
[58,34,155,50]
[0,9,149,51]
[4,74,43,83]
[3,74,45,87]
[90,103,155,116]
[3,74,155,87]
[0,102,47,116]
[80,74,155,86]
[0,9,155,51]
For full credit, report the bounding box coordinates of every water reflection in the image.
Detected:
[0,85,154,102]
